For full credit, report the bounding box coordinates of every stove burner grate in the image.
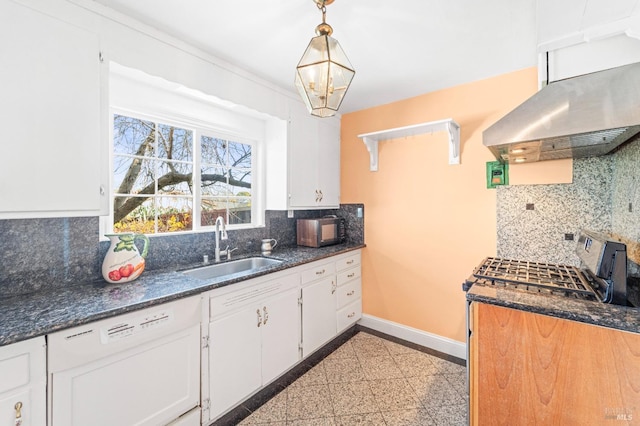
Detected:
[472,257,596,297]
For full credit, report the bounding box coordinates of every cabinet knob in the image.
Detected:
[263,306,269,325]
[347,312,355,318]
[347,290,355,296]
[14,401,23,425]
[257,309,262,327]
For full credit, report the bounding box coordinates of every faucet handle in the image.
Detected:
[227,247,238,260]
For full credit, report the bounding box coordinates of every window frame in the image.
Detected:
[101,106,263,238]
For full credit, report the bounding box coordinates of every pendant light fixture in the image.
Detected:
[295,0,355,118]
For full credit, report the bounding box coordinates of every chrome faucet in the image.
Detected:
[214,216,228,262]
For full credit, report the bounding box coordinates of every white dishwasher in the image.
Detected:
[48,295,202,426]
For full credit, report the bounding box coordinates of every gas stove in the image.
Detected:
[464,230,629,305]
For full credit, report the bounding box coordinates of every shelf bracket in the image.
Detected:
[362,136,379,171]
[358,118,461,171]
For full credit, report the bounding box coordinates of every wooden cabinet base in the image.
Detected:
[471,303,640,425]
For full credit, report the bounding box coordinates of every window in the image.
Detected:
[200,136,252,226]
[110,112,256,234]
[104,63,271,236]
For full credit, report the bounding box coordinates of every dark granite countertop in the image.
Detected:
[0,243,364,347]
[467,282,640,334]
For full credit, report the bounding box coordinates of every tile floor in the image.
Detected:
[238,332,468,425]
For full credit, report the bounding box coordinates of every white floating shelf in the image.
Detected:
[357,118,460,171]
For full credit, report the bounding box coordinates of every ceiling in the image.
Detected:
[90,0,539,113]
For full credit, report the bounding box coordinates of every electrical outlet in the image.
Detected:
[564,233,574,241]
[357,207,363,218]
[287,209,294,218]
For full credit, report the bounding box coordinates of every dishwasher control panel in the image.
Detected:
[48,296,201,372]
[101,309,174,344]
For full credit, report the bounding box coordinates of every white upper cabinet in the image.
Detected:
[537,0,639,45]
[266,103,341,210]
[0,0,107,219]
[537,0,640,82]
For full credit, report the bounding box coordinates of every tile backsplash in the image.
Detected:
[0,204,364,298]
[497,137,640,276]
[611,137,640,275]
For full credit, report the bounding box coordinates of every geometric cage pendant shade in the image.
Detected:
[295,1,355,117]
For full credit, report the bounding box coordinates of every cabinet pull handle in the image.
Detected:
[14,401,23,426]
[318,190,323,202]
[316,269,325,276]
[257,309,262,327]
[347,312,356,318]
[346,260,354,265]
[347,273,355,278]
[263,306,269,325]
[331,280,337,294]
[347,290,355,296]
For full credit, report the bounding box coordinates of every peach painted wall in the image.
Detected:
[341,67,547,343]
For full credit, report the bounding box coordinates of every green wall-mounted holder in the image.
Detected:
[486,161,508,189]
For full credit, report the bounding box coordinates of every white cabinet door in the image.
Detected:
[0,0,106,218]
[0,337,46,426]
[301,277,337,358]
[287,106,340,209]
[209,307,262,420]
[316,119,340,207]
[288,109,320,208]
[260,288,301,384]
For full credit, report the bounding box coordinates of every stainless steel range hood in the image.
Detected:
[483,62,640,163]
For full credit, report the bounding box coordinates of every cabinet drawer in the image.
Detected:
[0,337,45,394]
[337,279,361,309]
[301,261,335,285]
[0,388,30,424]
[337,299,362,332]
[0,352,29,394]
[336,252,361,271]
[337,267,360,286]
[210,273,299,319]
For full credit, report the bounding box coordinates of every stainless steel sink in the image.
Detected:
[182,257,282,280]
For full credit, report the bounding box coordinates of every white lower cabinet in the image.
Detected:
[0,337,46,426]
[301,250,362,358]
[301,261,337,358]
[29,250,361,425]
[336,252,363,332]
[205,272,301,423]
[208,307,262,420]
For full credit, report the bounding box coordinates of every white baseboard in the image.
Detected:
[357,314,467,361]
